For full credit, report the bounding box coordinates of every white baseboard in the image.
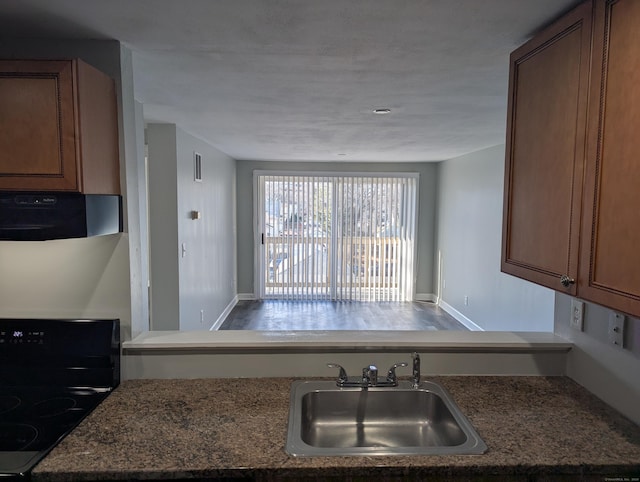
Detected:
[237,292,256,301]
[210,295,239,331]
[415,293,437,303]
[438,300,484,331]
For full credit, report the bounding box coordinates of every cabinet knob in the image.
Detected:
[560,275,575,287]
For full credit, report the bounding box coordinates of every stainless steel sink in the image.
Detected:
[286,380,487,456]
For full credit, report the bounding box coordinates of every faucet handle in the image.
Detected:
[327,363,348,386]
[386,362,408,384]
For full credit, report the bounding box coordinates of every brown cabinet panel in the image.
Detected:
[0,61,77,189]
[0,78,60,175]
[0,59,119,194]
[579,0,640,314]
[502,2,592,295]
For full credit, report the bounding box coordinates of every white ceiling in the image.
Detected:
[0,0,580,162]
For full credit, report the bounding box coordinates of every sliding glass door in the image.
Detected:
[256,172,418,302]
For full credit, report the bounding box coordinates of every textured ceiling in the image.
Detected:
[0,0,581,162]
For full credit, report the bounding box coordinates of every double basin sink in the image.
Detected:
[286,380,487,457]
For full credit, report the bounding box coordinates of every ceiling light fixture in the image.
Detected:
[373,108,391,114]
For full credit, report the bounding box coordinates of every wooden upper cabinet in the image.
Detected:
[502,2,592,295]
[579,0,640,316]
[0,59,120,194]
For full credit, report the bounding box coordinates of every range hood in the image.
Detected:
[0,191,122,241]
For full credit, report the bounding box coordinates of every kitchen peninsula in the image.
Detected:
[33,376,640,481]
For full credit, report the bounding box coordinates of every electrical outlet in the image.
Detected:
[464,295,469,306]
[608,312,625,348]
[200,309,204,325]
[570,299,584,331]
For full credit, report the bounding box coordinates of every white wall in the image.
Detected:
[147,125,180,330]
[120,51,150,339]
[0,39,144,341]
[235,160,438,298]
[147,124,237,331]
[0,235,130,325]
[435,145,554,331]
[175,127,237,330]
[555,293,640,425]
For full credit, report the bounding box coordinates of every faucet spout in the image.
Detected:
[412,352,420,389]
[362,365,378,388]
[368,365,378,386]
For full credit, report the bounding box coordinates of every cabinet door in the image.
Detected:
[579,0,640,316]
[0,60,79,191]
[501,2,592,295]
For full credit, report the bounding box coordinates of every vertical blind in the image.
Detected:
[260,174,417,302]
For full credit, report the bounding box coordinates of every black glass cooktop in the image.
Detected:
[0,319,119,480]
[0,387,109,452]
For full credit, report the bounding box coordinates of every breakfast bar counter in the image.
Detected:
[32,377,640,481]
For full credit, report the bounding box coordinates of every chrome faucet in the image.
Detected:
[328,361,408,388]
[412,352,421,389]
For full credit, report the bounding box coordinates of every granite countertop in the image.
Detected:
[33,377,640,481]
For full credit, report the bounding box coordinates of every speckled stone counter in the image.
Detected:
[32,377,640,481]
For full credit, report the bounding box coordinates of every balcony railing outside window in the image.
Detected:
[258,174,418,302]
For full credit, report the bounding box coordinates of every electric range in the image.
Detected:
[0,319,119,480]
